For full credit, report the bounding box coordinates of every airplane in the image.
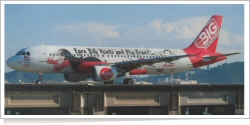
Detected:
[6,15,240,84]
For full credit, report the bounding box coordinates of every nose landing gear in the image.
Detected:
[36,73,43,84]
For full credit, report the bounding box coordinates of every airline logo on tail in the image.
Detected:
[194,18,219,49]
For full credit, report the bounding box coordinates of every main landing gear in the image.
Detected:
[123,72,134,84]
[123,78,134,84]
[36,73,43,84]
[103,78,134,85]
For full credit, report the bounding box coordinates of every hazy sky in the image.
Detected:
[3,2,246,72]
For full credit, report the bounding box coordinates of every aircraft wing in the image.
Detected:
[203,52,241,60]
[111,54,195,70]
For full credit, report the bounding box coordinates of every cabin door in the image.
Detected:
[39,47,47,62]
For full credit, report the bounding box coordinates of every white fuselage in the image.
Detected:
[7,45,194,75]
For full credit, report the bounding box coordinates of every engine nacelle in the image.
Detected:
[64,73,89,82]
[91,66,119,82]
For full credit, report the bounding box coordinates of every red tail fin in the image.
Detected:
[184,15,223,53]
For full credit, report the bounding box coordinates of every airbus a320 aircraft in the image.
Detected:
[6,15,240,84]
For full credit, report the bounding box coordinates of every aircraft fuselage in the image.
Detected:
[7,46,194,75]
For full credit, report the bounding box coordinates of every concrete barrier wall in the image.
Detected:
[5,91,72,108]
[4,84,244,115]
[105,92,169,107]
[179,91,236,106]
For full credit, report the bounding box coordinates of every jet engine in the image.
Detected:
[91,66,120,82]
[64,73,90,82]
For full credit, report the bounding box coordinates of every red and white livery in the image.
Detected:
[6,15,240,84]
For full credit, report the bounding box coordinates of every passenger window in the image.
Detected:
[26,52,30,55]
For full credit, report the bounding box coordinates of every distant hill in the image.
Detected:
[193,62,244,84]
[5,62,244,84]
[137,61,244,84]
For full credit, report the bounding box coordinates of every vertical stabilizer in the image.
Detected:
[184,15,223,53]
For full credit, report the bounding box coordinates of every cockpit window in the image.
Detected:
[16,52,30,56]
[16,52,25,55]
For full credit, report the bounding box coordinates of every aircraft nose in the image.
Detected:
[6,56,23,70]
[7,57,15,69]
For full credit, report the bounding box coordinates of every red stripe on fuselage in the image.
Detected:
[74,62,107,73]
[129,68,147,75]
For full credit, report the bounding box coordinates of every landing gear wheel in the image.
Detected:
[36,73,43,84]
[123,78,134,84]
[36,80,42,84]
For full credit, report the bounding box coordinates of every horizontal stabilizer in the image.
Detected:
[204,52,241,60]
